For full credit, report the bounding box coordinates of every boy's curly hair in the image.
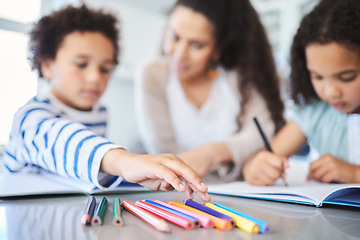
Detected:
[174,0,285,132]
[290,0,360,105]
[28,4,120,78]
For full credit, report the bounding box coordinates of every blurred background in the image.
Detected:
[0,0,320,162]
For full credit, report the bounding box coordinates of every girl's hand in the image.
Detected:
[307,154,360,183]
[101,149,211,202]
[242,150,289,186]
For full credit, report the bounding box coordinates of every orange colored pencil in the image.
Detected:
[122,200,171,233]
[154,200,214,229]
[136,201,195,230]
[168,201,233,231]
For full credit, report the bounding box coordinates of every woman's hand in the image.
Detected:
[307,154,360,183]
[180,143,232,177]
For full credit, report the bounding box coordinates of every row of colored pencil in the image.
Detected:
[80,196,124,227]
[81,197,270,234]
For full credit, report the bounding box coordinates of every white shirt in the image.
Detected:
[167,68,240,150]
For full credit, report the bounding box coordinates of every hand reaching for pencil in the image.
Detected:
[101,148,211,202]
[242,150,289,186]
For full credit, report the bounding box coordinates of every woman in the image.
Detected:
[135,0,285,180]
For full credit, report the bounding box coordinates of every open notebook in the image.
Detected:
[208,161,360,208]
[0,171,148,198]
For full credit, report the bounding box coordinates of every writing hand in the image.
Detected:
[243,150,288,186]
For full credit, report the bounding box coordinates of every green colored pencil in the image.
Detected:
[91,197,108,225]
[113,198,124,226]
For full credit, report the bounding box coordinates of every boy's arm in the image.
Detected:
[4,104,121,189]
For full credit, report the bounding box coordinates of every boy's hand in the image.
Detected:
[101,149,211,202]
[307,154,360,183]
[242,150,288,185]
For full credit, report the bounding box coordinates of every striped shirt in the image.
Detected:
[3,91,123,189]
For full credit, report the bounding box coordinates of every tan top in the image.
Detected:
[135,58,275,180]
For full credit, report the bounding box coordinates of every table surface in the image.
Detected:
[1,191,359,240]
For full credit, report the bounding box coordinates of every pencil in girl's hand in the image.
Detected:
[81,196,96,225]
[122,200,171,233]
[253,117,288,186]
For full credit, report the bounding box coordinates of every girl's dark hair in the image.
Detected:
[290,0,360,105]
[173,0,285,131]
[28,4,120,78]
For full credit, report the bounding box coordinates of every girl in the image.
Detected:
[243,0,360,185]
[135,0,285,180]
[4,5,210,201]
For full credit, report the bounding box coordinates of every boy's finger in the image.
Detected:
[162,159,208,193]
[153,165,186,192]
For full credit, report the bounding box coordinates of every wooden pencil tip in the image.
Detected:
[113,217,124,227]
[156,220,171,233]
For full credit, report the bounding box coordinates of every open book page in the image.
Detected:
[208,160,360,206]
[0,172,84,197]
[0,171,146,198]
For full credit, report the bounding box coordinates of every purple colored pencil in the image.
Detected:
[184,199,235,226]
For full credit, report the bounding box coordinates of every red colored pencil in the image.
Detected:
[135,201,195,230]
[122,200,171,233]
[154,200,214,229]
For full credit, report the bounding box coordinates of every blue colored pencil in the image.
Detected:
[184,199,235,226]
[214,202,271,233]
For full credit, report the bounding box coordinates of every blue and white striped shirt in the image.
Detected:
[4,91,123,189]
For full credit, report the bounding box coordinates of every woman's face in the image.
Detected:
[163,6,218,82]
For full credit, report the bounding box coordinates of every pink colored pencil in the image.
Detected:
[154,200,214,228]
[135,201,195,230]
[122,200,171,233]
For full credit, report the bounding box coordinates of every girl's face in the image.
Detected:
[163,6,218,82]
[42,31,115,111]
[306,42,360,114]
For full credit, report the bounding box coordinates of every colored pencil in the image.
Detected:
[144,200,200,228]
[205,203,260,234]
[253,117,288,186]
[168,201,233,231]
[122,200,171,233]
[91,197,108,225]
[214,202,271,233]
[136,201,195,230]
[154,200,214,229]
[113,198,124,227]
[184,199,235,226]
[80,196,96,225]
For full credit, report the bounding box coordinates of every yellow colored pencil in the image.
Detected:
[204,203,260,234]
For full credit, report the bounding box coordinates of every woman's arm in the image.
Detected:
[134,60,186,154]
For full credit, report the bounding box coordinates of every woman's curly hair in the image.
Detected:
[290,0,360,105]
[173,0,285,132]
[28,4,120,78]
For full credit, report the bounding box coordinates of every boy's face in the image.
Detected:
[42,31,115,111]
[306,42,360,114]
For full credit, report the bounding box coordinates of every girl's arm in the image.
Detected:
[271,121,307,157]
[242,121,307,185]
